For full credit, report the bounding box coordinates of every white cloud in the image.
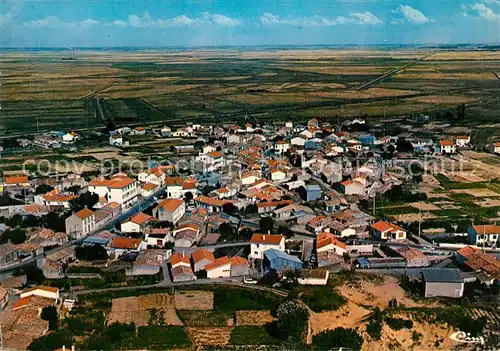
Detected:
[392,5,431,24]
[23,16,100,29]
[259,12,382,27]
[352,11,383,25]
[469,3,500,21]
[118,12,241,28]
[0,11,14,27]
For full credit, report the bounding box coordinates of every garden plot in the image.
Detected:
[174,291,214,310]
[186,327,232,346]
[409,202,441,211]
[451,189,500,197]
[451,172,486,183]
[236,310,275,326]
[474,199,500,208]
[107,293,182,327]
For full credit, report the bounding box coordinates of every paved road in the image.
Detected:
[69,277,288,299]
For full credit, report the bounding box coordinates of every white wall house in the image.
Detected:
[65,208,96,239]
[455,136,471,147]
[440,140,456,154]
[371,221,407,241]
[205,256,232,279]
[249,234,285,260]
[88,176,139,208]
[153,199,185,224]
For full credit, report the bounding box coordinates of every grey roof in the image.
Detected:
[0,242,19,256]
[422,268,463,283]
[305,184,321,191]
[264,248,303,264]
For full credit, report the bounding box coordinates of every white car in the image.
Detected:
[243,277,258,285]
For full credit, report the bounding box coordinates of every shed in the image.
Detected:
[263,248,303,272]
[422,268,464,298]
[298,184,322,202]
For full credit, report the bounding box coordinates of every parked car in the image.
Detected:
[243,277,258,285]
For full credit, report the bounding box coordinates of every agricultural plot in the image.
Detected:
[174,290,214,310]
[107,293,182,327]
[235,310,275,326]
[186,327,233,346]
[177,310,233,327]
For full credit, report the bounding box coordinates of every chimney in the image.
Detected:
[72,345,75,351]
[263,235,266,240]
[62,346,66,351]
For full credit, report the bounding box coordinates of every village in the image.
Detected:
[0,116,499,350]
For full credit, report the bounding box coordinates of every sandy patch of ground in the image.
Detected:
[451,189,500,197]
[410,202,441,211]
[174,291,214,310]
[394,212,439,223]
[53,162,96,174]
[73,151,138,161]
[186,327,232,346]
[422,228,447,234]
[236,310,275,326]
[474,199,500,208]
[108,293,182,327]
[363,321,455,351]
[452,172,486,182]
[419,174,442,194]
[310,275,453,350]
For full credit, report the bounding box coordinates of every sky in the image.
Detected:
[1,0,499,47]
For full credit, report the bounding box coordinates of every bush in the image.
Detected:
[385,317,414,330]
[28,330,73,351]
[312,327,363,350]
[134,326,191,349]
[276,300,309,342]
[366,321,382,340]
[41,306,58,330]
[299,286,346,312]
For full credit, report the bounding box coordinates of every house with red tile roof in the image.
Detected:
[230,256,250,277]
[191,248,215,272]
[87,174,139,208]
[467,225,500,248]
[170,253,191,269]
[371,221,407,241]
[439,140,456,154]
[120,212,156,233]
[153,199,185,224]
[65,208,96,239]
[249,234,285,260]
[316,232,347,255]
[205,256,232,279]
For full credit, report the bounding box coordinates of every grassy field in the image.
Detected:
[1,48,499,137]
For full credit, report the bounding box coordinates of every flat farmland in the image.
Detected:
[1,48,499,137]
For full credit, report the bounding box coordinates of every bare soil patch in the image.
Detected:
[186,327,232,346]
[236,310,275,326]
[409,202,441,211]
[474,199,500,208]
[452,172,486,182]
[451,189,500,197]
[174,291,214,310]
[394,212,439,223]
[108,293,182,327]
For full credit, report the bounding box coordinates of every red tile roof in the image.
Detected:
[5,176,29,185]
[230,256,248,266]
[170,253,190,266]
[191,249,215,263]
[75,208,94,220]
[205,256,231,271]
[371,221,395,232]
[472,225,500,235]
[250,234,284,245]
[155,198,184,212]
[440,140,454,146]
[111,237,141,249]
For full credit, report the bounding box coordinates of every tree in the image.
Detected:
[104,121,117,133]
[75,244,108,261]
[41,306,59,330]
[222,202,236,215]
[219,222,236,242]
[35,184,54,194]
[0,228,27,244]
[70,191,99,212]
[259,217,274,234]
[276,300,309,342]
[184,191,194,203]
[245,203,258,215]
[312,327,363,351]
[28,330,73,351]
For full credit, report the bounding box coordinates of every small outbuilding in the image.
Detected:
[422,268,464,298]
